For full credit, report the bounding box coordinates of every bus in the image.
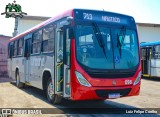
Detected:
[8,9,141,104]
[141,41,160,78]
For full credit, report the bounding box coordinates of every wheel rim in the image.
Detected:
[16,74,20,86]
[47,81,54,100]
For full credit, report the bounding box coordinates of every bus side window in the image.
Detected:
[24,39,32,57]
[32,30,42,54]
[66,28,71,66]
[153,45,160,59]
[17,38,24,56]
[42,24,55,52]
[57,28,63,62]
[24,40,29,57]
[13,41,17,57]
[8,43,13,58]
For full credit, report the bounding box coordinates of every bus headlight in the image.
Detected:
[133,71,142,85]
[75,71,91,87]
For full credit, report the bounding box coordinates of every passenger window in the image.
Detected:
[42,24,55,52]
[153,45,160,59]
[32,30,42,54]
[17,38,24,56]
[13,41,18,57]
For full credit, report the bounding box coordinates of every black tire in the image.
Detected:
[46,78,62,104]
[16,71,24,88]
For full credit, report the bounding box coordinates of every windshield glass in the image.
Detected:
[75,25,139,70]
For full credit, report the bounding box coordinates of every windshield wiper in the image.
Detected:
[92,22,107,59]
[117,26,126,58]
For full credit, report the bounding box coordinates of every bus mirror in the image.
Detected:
[67,16,73,21]
[67,16,74,24]
[69,27,74,39]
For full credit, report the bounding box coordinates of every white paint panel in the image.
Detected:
[137,25,160,43]
[151,68,160,77]
[17,19,44,34]
[151,59,160,77]
[151,59,160,68]
[29,55,54,90]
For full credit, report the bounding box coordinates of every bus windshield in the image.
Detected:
[76,24,139,70]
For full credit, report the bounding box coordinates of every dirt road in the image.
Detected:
[0,77,159,117]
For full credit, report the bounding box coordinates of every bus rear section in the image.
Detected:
[141,42,160,78]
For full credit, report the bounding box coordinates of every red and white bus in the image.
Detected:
[8,9,141,104]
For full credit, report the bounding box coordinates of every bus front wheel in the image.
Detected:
[46,78,62,104]
[16,71,24,88]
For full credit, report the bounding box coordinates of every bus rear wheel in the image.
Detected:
[46,78,62,104]
[16,71,24,88]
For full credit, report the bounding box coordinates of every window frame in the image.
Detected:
[13,41,18,57]
[31,30,42,55]
[152,45,160,59]
[8,42,14,58]
[17,38,24,56]
[42,24,55,53]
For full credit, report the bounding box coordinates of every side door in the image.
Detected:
[141,47,152,76]
[63,26,71,97]
[24,36,32,83]
[55,26,71,98]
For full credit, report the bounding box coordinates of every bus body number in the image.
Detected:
[83,13,92,20]
[125,80,132,85]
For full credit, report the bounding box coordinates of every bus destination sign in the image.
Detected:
[83,12,121,23]
[74,10,131,25]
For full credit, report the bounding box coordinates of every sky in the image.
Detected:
[0,0,160,36]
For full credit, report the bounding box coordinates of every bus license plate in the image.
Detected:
[108,93,120,99]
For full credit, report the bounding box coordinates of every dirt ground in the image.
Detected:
[0,77,159,117]
[109,77,160,108]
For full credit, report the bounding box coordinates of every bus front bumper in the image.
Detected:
[71,82,140,100]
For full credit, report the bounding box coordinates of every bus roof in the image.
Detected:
[10,8,135,42]
[10,9,73,42]
[140,41,160,47]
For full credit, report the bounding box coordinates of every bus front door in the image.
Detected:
[55,26,71,98]
[24,38,31,83]
[141,47,152,77]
